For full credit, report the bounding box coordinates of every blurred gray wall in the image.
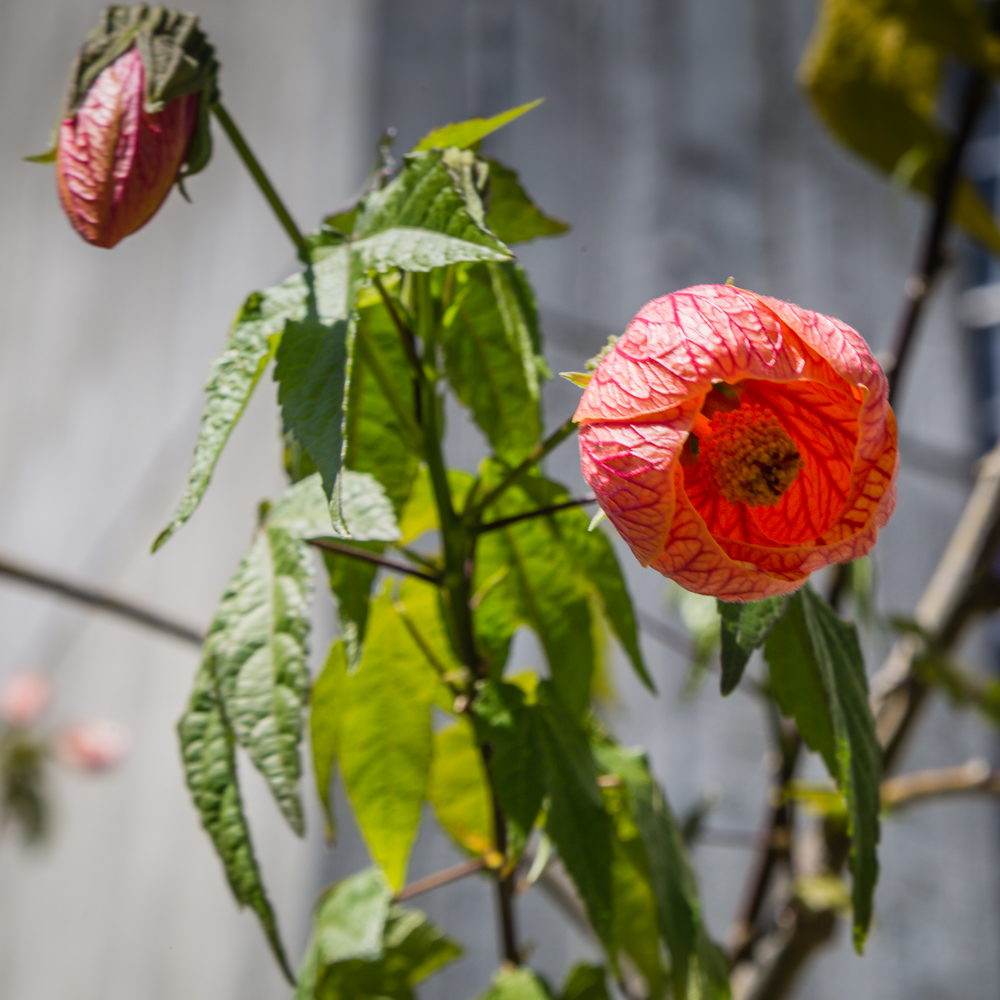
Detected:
[0,2,996,999]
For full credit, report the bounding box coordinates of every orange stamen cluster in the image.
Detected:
[697,403,803,507]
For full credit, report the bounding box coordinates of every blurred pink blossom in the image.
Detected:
[57,720,130,772]
[0,673,50,726]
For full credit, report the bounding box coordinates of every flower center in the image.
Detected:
[696,403,803,507]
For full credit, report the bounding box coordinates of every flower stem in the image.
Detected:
[476,496,596,535]
[211,102,306,254]
[307,538,440,584]
[469,417,579,523]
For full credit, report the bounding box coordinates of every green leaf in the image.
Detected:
[380,904,463,985]
[536,682,614,948]
[442,263,544,464]
[267,471,402,543]
[796,586,881,951]
[560,965,611,1000]
[413,99,544,152]
[154,281,304,551]
[765,605,838,774]
[428,719,495,857]
[471,681,545,856]
[475,479,596,714]
[294,868,391,1000]
[874,0,1000,75]
[596,744,699,998]
[178,661,294,982]
[323,548,381,668]
[608,834,668,999]
[355,149,511,262]
[520,476,652,692]
[475,470,650,701]
[275,316,354,524]
[339,581,441,889]
[486,159,569,244]
[348,295,422,516]
[296,869,462,1000]
[801,0,1000,256]
[354,226,511,272]
[478,966,553,1000]
[204,525,312,835]
[311,641,348,842]
[717,595,789,696]
[765,588,880,949]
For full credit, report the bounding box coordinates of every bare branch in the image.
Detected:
[476,496,596,534]
[882,758,1000,810]
[0,553,204,647]
[393,858,487,902]
[308,538,441,584]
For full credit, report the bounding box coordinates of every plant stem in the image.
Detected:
[0,553,204,646]
[469,417,579,522]
[394,858,487,902]
[407,280,521,966]
[211,102,306,254]
[476,496,596,534]
[881,758,1000,810]
[307,538,440,583]
[885,70,989,407]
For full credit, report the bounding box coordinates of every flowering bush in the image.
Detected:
[22,2,1000,998]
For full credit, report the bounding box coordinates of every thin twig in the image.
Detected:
[885,70,989,406]
[881,758,1000,810]
[307,538,440,584]
[635,609,693,657]
[211,103,306,253]
[0,554,204,646]
[469,418,579,521]
[476,497,596,534]
[394,858,487,902]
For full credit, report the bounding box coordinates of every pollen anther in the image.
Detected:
[697,403,803,507]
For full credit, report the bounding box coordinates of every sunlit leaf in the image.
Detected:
[339,581,441,889]
[596,743,698,997]
[717,595,789,696]
[154,280,304,551]
[428,719,495,856]
[560,964,611,1000]
[413,99,543,152]
[178,662,293,981]
[470,680,544,857]
[536,682,614,948]
[355,150,511,262]
[205,524,312,835]
[311,640,348,841]
[486,159,569,244]
[765,587,881,950]
[442,263,544,464]
[294,867,460,1000]
[266,471,401,543]
[477,966,553,1000]
[802,0,1000,255]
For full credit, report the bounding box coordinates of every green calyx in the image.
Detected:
[64,5,220,178]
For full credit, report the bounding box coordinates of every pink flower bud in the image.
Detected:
[57,720,130,772]
[56,47,199,248]
[0,673,50,727]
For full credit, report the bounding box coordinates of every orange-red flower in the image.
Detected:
[575,284,898,601]
[57,47,199,248]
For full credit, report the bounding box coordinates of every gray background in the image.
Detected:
[0,1,995,998]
